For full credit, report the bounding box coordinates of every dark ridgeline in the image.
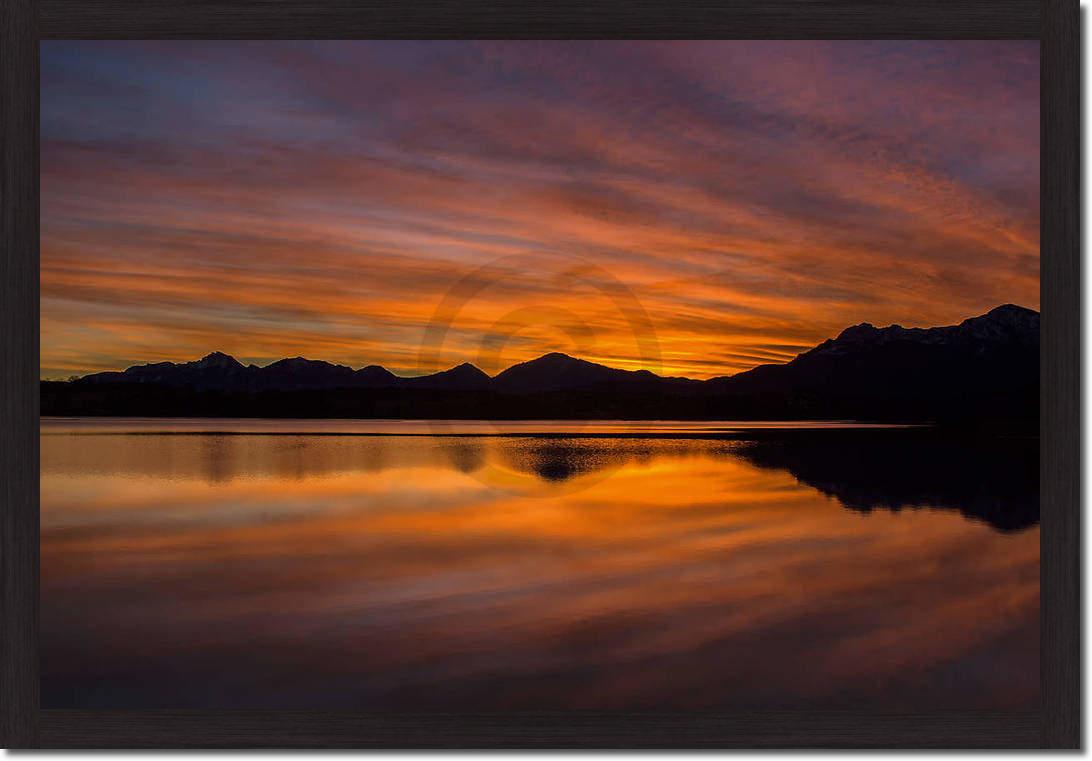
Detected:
[41,304,1039,427]
[491,352,692,393]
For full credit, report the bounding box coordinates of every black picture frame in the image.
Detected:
[1,0,1078,748]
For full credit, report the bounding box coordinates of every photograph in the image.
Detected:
[39,40,1039,712]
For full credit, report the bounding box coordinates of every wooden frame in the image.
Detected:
[1,0,1078,748]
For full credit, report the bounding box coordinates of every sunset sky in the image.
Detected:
[41,41,1039,380]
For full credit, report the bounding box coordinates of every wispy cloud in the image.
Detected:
[41,41,1039,379]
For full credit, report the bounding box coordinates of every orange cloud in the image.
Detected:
[41,41,1039,379]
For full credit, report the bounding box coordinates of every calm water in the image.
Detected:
[41,418,1039,710]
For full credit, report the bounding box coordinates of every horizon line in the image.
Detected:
[42,303,1039,384]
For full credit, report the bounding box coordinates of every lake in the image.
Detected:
[41,418,1039,710]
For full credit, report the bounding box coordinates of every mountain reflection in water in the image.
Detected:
[735,431,1039,532]
[41,421,1039,710]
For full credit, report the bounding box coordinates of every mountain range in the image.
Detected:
[43,304,1039,425]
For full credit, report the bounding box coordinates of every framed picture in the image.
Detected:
[1,0,1078,749]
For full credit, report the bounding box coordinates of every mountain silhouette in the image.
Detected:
[708,303,1038,422]
[355,364,400,388]
[492,352,667,393]
[79,350,254,391]
[80,355,488,393]
[258,358,357,391]
[46,305,1038,425]
[402,362,491,391]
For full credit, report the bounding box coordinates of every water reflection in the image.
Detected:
[41,422,1039,710]
[735,431,1039,532]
